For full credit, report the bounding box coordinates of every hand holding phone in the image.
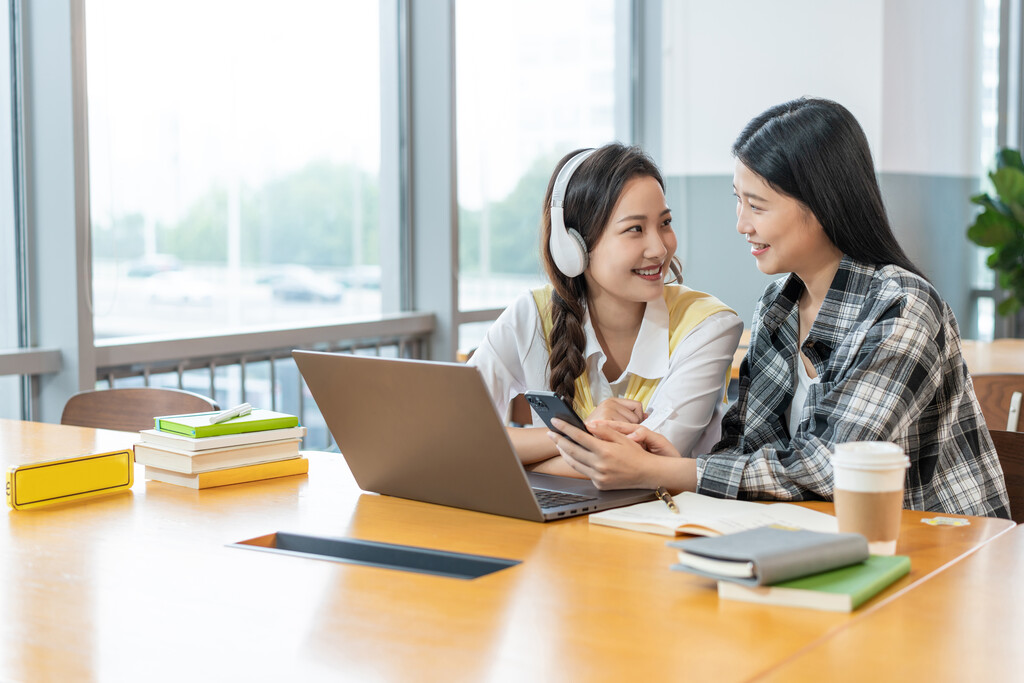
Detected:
[523,390,591,443]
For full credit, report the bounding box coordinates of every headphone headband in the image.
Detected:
[550,149,597,209]
[548,148,597,277]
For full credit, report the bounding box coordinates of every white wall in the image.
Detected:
[661,0,884,176]
[881,0,985,176]
[661,0,985,178]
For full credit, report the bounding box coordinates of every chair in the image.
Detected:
[458,345,533,426]
[971,373,1024,432]
[990,429,1024,524]
[510,394,533,426]
[61,388,220,433]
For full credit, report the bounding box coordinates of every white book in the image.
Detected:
[133,439,302,474]
[139,426,307,452]
[675,553,756,579]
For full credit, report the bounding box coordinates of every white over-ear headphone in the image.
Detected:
[549,148,597,277]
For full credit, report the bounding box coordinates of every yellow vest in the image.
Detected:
[532,285,735,418]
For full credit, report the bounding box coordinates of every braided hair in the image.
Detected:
[540,143,680,405]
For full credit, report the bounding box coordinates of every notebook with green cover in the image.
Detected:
[715,554,911,612]
[154,409,299,438]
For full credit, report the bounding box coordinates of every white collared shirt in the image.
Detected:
[468,290,743,457]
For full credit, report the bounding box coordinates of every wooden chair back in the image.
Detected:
[971,373,1024,431]
[61,388,220,433]
[457,346,533,426]
[990,429,1024,524]
[510,394,533,426]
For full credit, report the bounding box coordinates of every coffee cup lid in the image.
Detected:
[832,441,910,471]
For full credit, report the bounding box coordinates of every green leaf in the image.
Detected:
[991,166,1024,211]
[997,296,1021,316]
[1004,239,1024,262]
[991,242,1024,271]
[968,210,1018,247]
[997,148,1024,172]
[970,193,1010,215]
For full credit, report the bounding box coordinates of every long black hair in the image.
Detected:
[733,97,924,278]
[540,143,679,404]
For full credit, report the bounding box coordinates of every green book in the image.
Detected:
[154,409,300,438]
[715,555,911,612]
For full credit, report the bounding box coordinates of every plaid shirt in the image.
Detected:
[699,257,1010,518]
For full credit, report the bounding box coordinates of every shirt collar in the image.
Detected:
[810,256,879,350]
[582,295,670,380]
[761,255,879,350]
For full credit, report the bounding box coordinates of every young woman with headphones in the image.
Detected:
[546,99,1009,518]
[469,143,743,480]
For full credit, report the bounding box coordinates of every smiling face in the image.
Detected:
[732,160,841,280]
[584,175,676,307]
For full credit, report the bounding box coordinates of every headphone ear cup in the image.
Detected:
[549,207,588,277]
[567,228,588,270]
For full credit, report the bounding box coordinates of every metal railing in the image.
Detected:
[0,348,62,377]
[0,312,435,449]
[95,313,433,388]
[96,312,435,449]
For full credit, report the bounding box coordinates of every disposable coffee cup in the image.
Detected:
[832,442,910,555]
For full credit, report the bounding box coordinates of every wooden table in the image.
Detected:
[962,338,1024,375]
[759,524,1024,681]
[0,420,1015,681]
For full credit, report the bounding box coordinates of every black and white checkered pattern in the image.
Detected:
[699,257,1010,519]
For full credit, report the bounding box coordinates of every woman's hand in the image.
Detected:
[599,420,682,458]
[547,418,698,492]
[585,398,646,426]
[545,419,663,490]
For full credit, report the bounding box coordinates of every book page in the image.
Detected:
[590,492,837,535]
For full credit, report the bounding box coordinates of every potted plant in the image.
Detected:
[967,148,1024,316]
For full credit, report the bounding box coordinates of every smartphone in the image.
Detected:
[523,390,591,442]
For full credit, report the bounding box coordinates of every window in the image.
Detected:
[1,3,22,418]
[970,0,1003,341]
[454,0,617,349]
[86,0,382,340]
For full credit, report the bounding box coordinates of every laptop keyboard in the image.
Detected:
[532,487,598,509]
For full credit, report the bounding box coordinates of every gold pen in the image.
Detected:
[654,486,679,513]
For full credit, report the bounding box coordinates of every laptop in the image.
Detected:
[292,350,656,522]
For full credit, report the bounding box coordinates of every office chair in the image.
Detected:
[972,373,1024,432]
[61,387,220,433]
[457,346,532,426]
[990,429,1024,524]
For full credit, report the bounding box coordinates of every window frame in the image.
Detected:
[5,0,645,420]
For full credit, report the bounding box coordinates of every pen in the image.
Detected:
[208,402,253,424]
[654,486,679,514]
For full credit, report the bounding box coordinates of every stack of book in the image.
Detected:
[135,408,308,489]
[669,526,911,612]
